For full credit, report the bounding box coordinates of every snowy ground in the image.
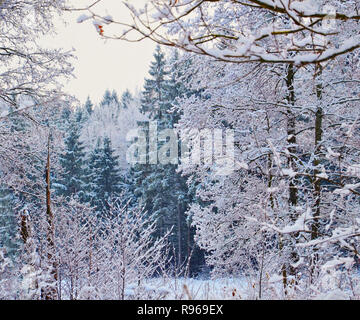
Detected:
[127,277,255,300]
[126,273,360,300]
[58,275,360,299]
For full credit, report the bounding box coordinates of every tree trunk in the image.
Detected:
[310,64,324,281]
[42,131,58,300]
[285,63,299,291]
[286,64,298,211]
[312,64,323,240]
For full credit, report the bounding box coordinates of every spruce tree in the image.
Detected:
[0,186,20,259]
[121,89,133,109]
[59,105,72,130]
[84,96,93,116]
[131,47,203,272]
[88,137,124,212]
[86,139,102,204]
[100,89,113,107]
[140,45,171,121]
[55,120,87,201]
[111,90,120,108]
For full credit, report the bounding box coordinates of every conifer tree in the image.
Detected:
[88,137,124,212]
[131,47,203,272]
[55,121,87,201]
[59,106,72,130]
[111,90,120,108]
[84,96,94,116]
[100,89,118,108]
[140,45,171,121]
[121,89,133,109]
[0,186,20,259]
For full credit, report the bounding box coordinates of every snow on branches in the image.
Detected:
[74,0,360,65]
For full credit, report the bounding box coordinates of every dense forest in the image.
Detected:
[1,0,360,300]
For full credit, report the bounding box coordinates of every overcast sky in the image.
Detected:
[44,3,156,105]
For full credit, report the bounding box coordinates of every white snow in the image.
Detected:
[77,14,91,24]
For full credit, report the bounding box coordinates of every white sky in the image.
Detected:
[44,2,156,105]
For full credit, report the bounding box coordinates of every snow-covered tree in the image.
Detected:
[93,198,170,300]
[85,96,94,115]
[172,44,360,297]
[88,137,124,212]
[0,186,20,259]
[55,120,87,201]
[80,89,146,170]
[121,89,133,110]
[0,0,73,110]
[130,47,204,273]
[78,0,360,65]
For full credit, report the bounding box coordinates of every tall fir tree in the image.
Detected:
[121,89,133,109]
[55,120,87,201]
[140,45,171,122]
[100,89,120,109]
[86,139,102,205]
[101,89,112,107]
[131,47,204,273]
[111,90,120,108]
[0,186,20,259]
[84,96,94,116]
[88,137,124,212]
[59,105,72,130]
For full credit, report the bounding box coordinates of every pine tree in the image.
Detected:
[121,89,133,109]
[84,96,94,116]
[100,89,113,108]
[86,139,102,204]
[131,47,203,273]
[111,90,120,108]
[75,107,85,126]
[55,120,87,201]
[59,105,72,130]
[88,137,124,212]
[140,45,171,121]
[0,186,20,259]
